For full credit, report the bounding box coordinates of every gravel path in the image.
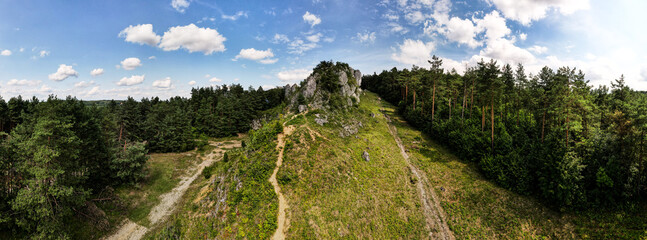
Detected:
[270,125,295,240]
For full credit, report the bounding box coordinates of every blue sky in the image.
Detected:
[1,0,646,100]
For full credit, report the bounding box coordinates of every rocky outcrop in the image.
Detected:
[285,61,362,112]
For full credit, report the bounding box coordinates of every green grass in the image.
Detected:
[376,91,647,239]
[278,92,427,239]
[146,127,279,239]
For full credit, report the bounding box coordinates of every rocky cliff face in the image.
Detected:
[284,61,362,112]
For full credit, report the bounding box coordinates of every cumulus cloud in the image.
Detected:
[388,22,409,34]
[519,33,527,41]
[119,24,161,46]
[171,0,190,13]
[159,24,226,55]
[277,69,311,82]
[188,80,197,85]
[74,80,95,88]
[86,86,100,96]
[120,57,142,70]
[355,32,376,44]
[117,75,145,86]
[426,16,481,48]
[90,68,104,76]
[222,11,248,20]
[303,11,321,27]
[527,45,548,54]
[391,39,435,66]
[148,56,156,60]
[48,64,79,81]
[209,77,222,82]
[306,33,322,43]
[152,77,173,89]
[234,48,276,64]
[488,0,590,25]
[1,50,11,56]
[7,79,41,86]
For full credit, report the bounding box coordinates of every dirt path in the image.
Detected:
[384,113,455,240]
[105,140,238,240]
[270,125,295,240]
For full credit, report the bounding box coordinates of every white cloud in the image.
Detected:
[159,24,226,55]
[90,68,104,76]
[391,39,435,66]
[303,11,321,27]
[120,57,142,70]
[74,80,95,88]
[234,48,278,64]
[259,58,279,64]
[209,77,222,82]
[19,48,24,52]
[272,34,290,44]
[235,48,273,60]
[405,11,427,24]
[188,80,197,85]
[48,64,79,81]
[277,69,311,82]
[86,86,100,96]
[261,85,276,89]
[203,74,210,78]
[488,0,590,25]
[117,75,145,86]
[39,50,50,57]
[7,79,41,86]
[476,11,510,41]
[148,56,156,60]
[306,33,322,43]
[429,16,481,48]
[152,77,173,89]
[171,0,190,13]
[1,50,11,56]
[527,45,548,54]
[478,38,536,65]
[519,33,527,41]
[119,24,161,46]
[288,39,318,55]
[222,11,248,20]
[388,22,409,34]
[355,32,376,44]
[383,13,399,21]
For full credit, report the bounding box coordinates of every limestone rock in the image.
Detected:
[362,151,370,162]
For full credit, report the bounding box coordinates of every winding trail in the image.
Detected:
[384,113,455,240]
[105,140,239,240]
[270,125,295,240]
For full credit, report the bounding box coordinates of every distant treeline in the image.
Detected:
[363,56,647,210]
[0,84,284,238]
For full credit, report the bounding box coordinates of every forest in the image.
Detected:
[362,56,647,210]
[0,84,284,238]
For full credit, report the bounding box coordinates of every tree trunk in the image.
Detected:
[118,123,124,142]
[413,90,416,111]
[470,79,475,117]
[461,90,466,122]
[449,98,452,120]
[482,105,485,132]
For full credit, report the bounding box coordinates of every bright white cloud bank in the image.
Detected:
[488,0,590,25]
[392,39,435,66]
[159,24,226,55]
[48,64,78,81]
[120,57,142,70]
[119,24,161,46]
[235,48,277,64]
[117,75,145,86]
[90,68,104,76]
[152,77,173,89]
[303,12,321,27]
[277,69,311,82]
